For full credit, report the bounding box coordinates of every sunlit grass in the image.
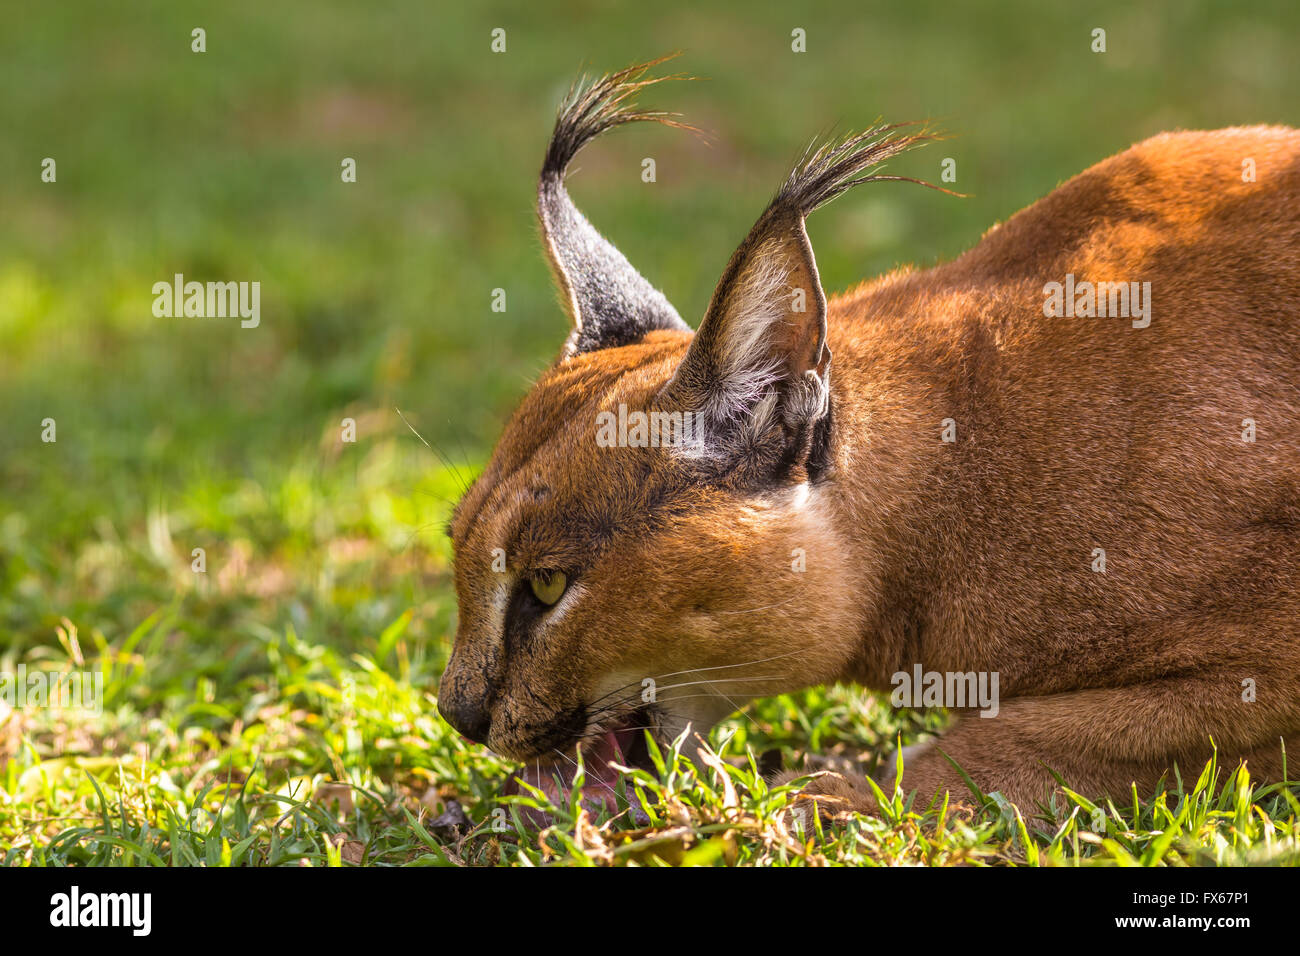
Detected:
[4,563,1298,866]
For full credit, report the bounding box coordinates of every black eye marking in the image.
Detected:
[503,580,547,656]
[502,569,577,656]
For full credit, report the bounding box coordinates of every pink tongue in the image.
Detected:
[510,731,631,822]
[584,730,628,778]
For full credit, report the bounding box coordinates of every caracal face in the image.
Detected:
[440,334,858,799]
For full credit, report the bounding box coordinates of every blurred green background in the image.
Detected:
[4,0,1297,649]
[0,0,1298,863]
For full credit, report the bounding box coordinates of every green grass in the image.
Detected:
[5,621,1299,866]
[2,0,1300,865]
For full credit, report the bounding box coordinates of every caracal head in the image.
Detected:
[438,58,928,786]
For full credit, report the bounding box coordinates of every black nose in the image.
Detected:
[438,691,492,744]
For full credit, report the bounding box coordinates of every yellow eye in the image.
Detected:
[529,571,567,606]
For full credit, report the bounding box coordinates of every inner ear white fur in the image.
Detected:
[700,240,795,436]
[662,223,830,463]
[663,124,933,464]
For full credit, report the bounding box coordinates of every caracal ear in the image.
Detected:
[537,57,694,358]
[661,124,941,464]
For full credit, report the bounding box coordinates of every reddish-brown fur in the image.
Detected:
[440,64,1299,819]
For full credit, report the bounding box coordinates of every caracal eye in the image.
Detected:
[529,570,567,606]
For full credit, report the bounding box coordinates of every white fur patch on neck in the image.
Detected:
[789,481,813,511]
[783,480,838,548]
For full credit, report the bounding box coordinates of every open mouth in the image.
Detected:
[502,706,657,825]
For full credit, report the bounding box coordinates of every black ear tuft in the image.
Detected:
[537,57,695,357]
[662,123,947,466]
